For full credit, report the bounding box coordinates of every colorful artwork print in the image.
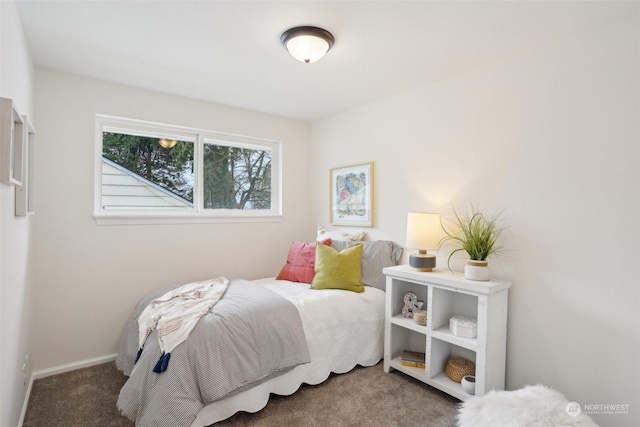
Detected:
[330,162,373,227]
[335,172,367,217]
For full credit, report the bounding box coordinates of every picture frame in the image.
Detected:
[329,162,374,227]
[15,117,36,216]
[0,97,26,186]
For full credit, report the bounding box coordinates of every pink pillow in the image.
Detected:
[277,239,331,283]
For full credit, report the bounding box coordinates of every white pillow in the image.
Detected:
[317,225,366,242]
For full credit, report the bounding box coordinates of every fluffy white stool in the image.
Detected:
[457,384,599,427]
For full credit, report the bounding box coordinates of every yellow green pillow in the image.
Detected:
[311,242,364,293]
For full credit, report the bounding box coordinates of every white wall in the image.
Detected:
[311,17,639,427]
[0,1,35,426]
[32,70,314,370]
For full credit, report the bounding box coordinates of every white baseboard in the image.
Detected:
[18,373,35,427]
[31,353,117,380]
[18,353,118,427]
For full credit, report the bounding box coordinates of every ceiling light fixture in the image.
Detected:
[280,26,335,64]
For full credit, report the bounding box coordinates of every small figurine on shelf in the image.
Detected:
[402,292,424,318]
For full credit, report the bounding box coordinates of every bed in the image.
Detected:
[115,239,402,426]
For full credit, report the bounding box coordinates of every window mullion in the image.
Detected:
[195,134,204,213]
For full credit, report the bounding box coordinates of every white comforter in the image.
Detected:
[190,278,386,426]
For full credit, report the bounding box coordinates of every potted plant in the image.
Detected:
[439,204,507,281]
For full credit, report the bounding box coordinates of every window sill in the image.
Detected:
[94,213,283,226]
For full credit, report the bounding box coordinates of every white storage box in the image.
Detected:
[449,316,477,338]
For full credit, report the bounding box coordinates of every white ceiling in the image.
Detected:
[15,0,640,122]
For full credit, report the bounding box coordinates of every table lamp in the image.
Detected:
[406,212,441,272]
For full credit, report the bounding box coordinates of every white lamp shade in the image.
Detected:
[406,212,441,250]
[285,35,330,63]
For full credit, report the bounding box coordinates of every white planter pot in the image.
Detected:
[461,375,476,395]
[464,260,490,281]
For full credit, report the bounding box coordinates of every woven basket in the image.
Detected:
[445,356,475,383]
[413,309,427,326]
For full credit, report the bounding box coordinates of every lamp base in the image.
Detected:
[409,254,436,272]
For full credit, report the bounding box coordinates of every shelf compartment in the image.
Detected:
[430,287,479,332]
[388,278,428,319]
[389,323,427,357]
[387,323,427,375]
[428,337,476,382]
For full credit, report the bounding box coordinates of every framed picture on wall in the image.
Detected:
[15,117,36,216]
[329,162,374,227]
[0,97,26,186]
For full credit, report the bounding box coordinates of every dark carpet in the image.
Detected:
[23,361,460,426]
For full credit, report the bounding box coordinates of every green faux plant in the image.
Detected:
[440,204,507,268]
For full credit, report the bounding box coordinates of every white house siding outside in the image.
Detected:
[101,157,192,209]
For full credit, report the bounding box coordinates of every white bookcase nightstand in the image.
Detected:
[383,265,511,400]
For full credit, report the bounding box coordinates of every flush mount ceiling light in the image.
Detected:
[280,26,335,64]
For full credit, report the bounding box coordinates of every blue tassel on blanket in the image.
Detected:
[152,353,165,373]
[152,352,171,373]
[135,348,143,364]
[161,353,171,372]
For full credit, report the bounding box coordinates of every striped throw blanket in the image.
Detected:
[136,277,229,373]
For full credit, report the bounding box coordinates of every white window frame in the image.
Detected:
[94,115,282,225]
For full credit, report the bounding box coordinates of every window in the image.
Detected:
[95,115,281,224]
